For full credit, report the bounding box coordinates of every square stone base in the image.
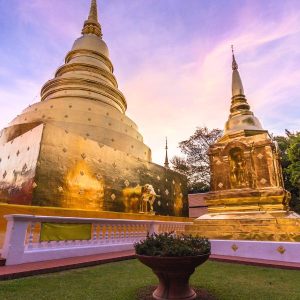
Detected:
[186,211,300,242]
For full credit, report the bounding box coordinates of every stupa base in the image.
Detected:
[186,210,300,242]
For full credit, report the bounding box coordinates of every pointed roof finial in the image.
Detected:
[88,0,98,21]
[231,45,238,70]
[222,45,264,136]
[164,137,170,169]
[82,0,102,37]
[231,45,245,97]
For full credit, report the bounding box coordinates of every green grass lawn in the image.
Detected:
[0,259,299,300]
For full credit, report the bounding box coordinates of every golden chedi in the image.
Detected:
[186,49,300,242]
[0,0,188,229]
[207,50,289,213]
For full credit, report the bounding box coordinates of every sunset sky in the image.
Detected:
[0,0,300,164]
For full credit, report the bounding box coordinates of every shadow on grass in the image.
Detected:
[136,285,218,300]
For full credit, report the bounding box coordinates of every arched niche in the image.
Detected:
[222,141,248,156]
[229,147,248,189]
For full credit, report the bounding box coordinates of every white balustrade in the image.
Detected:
[1,214,192,265]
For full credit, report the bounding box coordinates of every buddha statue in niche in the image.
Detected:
[229,147,247,189]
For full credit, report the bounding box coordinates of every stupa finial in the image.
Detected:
[231,46,245,97]
[231,45,238,71]
[82,0,102,37]
[88,0,98,21]
[164,137,170,169]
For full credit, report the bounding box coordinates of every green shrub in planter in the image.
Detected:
[134,232,211,257]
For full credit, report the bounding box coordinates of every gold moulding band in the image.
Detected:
[40,223,92,242]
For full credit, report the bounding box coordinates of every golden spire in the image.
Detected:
[82,0,103,37]
[231,45,245,98]
[222,45,264,136]
[231,45,238,71]
[164,137,170,169]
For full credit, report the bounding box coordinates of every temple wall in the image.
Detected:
[0,124,44,205]
[31,124,188,216]
[0,121,42,144]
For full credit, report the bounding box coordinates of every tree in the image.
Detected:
[171,127,222,193]
[274,131,300,213]
[287,135,300,186]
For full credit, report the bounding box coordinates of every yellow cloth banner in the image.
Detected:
[40,223,92,242]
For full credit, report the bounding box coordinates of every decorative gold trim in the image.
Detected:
[41,78,127,112]
[231,244,238,251]
[65,49,114,72]
[55,63,118,88]
[40,87,125,114]
[277,246,286,254]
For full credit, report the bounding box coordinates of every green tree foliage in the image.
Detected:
[171,127,222,193]
[287,135,300,186]
[270,130,300,213]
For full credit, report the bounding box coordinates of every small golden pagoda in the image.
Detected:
[187,49,300,242]
[0,0,188,246]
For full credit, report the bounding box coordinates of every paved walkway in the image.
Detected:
[0,252,299,280]
[0,250,135,280]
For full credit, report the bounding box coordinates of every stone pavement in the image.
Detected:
[0,250,135,280]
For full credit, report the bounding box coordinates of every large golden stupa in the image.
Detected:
[0,0,188,246]
[187,50,300,242]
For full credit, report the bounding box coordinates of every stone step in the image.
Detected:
[186,228,300,242]
[188,224,300,233]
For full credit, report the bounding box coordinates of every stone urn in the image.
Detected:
[136,253,210,300]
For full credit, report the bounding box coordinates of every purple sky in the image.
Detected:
[0,0,300,164]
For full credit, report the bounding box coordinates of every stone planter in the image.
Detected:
[136,253,210,300]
